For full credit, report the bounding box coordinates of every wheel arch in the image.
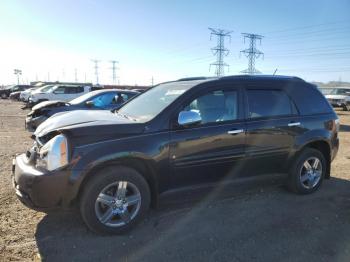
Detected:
[75,157,159,208]
[294,139,331,178]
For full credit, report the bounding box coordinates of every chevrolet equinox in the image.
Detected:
[12,75,339,234]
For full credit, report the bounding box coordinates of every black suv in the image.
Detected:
[12,75,339,234]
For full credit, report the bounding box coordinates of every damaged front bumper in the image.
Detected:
[25,115,47,132]
[12,153,69,210]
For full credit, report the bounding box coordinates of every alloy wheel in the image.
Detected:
[94,181,141,227]
[299,157,322,189]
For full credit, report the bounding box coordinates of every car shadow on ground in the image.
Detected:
[35,177,350,262]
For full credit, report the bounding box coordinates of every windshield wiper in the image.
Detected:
[115,111,137,121]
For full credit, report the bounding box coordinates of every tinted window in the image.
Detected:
[290,85,333,115]
[184,90,238,124]
[65,86,84,94]
[247,89,293,118]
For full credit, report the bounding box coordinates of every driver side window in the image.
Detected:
[184,89,238,124]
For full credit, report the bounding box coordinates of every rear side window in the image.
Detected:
[247,89,294,118]
[65,86,84,94]
[290,85,333,115]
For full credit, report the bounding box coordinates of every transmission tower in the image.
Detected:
[240,33,264,74]
[209,28,233,76]
[91,59,100,84]
[110,60,119,84]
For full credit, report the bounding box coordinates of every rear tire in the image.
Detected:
[80,166,151,235]
[287,148,326,194]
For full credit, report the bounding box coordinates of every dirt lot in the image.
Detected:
[1,99,350,261]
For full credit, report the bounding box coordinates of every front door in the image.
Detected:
[169,87,246,190]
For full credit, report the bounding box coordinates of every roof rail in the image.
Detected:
[177,77,209,81]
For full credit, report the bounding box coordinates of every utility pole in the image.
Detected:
[151,76,154,86]
[74,68,78,82]
[240,33,264,74]
[62,69,66,81]
[209,27,233,77]
[14,69,22,84]
[91,59,100,84]
[110,60,119,84]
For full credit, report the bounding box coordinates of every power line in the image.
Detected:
[91,59,100,84]
[264,19,350,34]
[240,33,264,74]
[208,27,233,76]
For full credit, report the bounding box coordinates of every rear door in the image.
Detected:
[169,85,246,189]
[244,86,300,175]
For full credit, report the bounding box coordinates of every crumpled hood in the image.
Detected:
[325,94,349,100]
[34,110,138,137]
[32,100,67,111]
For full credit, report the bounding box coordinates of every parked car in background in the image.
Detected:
[320,87,350,111]
[28,84,91,105]
[20,85,52,102]
[12,75,339,234]
[9,91,23,100]
[25,89,139,131]
[0,85,31,99]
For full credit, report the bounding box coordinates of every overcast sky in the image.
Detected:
[0,0,349,85]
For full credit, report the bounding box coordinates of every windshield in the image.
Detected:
[117,81,199,122]
[38,85,54,93]
[69,90,100,105]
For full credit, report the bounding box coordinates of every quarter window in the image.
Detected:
[247,89,293,118]
[184,90,238,124]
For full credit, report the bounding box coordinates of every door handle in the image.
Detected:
[288,122,301,127]
[227,129,244,135]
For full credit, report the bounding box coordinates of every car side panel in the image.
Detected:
[63,131,171,204]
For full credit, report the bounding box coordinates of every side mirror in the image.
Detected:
[178,111,201,126]
[85,101,94,107]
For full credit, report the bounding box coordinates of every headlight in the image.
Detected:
[36,134,69,171]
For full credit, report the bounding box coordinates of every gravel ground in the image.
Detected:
[1,99,350,262]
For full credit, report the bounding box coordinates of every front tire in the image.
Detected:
[80,166,151,235]
[287,148,326,194]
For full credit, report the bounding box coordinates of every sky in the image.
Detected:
[0,0,349,86]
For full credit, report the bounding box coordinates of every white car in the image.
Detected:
[320,87,350,111]
[21,85,54,102]
[29,85,91,105]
